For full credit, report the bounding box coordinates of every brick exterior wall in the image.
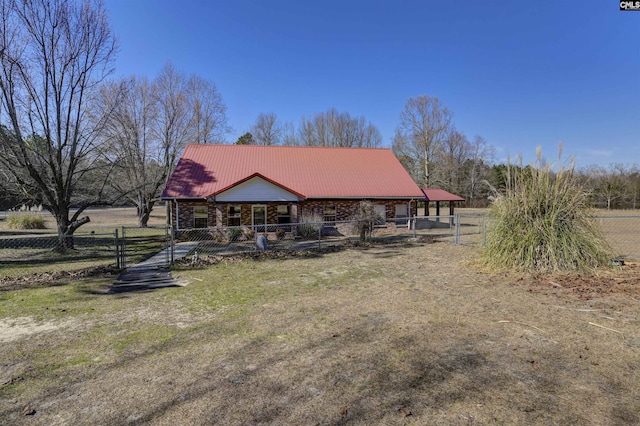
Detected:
[169,201,216,229]
[168,200,417,229]
[299,200,416,222]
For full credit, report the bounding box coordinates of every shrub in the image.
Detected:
[480,147,612,273]
[243,227,255,240]
[275,227,286,240]
[297,211,323,238]
[227,227,243,242]
[6,213,46,230]
[348,201,377,242]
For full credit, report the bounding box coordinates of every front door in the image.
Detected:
[252,205,266,232]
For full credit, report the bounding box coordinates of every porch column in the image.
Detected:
[216,204,223,227]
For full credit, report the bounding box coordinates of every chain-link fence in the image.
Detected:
[454,214,489,247]
[3,214,637,272]
[175,214,639,263]
[171,216,464,261]
[174,220,368,258]
[0,231,119,271]
[0,226,170,272]
[593,215,640,262]
[455,213,640,262]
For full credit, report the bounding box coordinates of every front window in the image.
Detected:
[277,205,291,224]
[194,205,208,228]
[374,204,386,226]
[227,205,241,227]
[323,205,336,224]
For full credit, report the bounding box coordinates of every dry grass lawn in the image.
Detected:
[1,241,640,425]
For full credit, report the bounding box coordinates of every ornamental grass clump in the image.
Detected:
[6,213,46,230]
[481,148,612,273]
[297,211,323,238]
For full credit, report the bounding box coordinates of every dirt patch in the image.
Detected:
[515,262,640,305]
[0,317,72,343]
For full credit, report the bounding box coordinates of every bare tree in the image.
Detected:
[466,135,495,203]
[251,112,281,145]
[0,0,116,248]
[99,77,162,226]
[282,121,298,146]
[432,128,468,194]
[297,115,318,146]
[587,164,629,210]
[185,74,229,144]
[392,95,453,187]
[294,108,381,148]
[99,64,230,226]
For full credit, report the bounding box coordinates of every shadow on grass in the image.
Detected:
[2,286,636,425]
[0,265,120,292]
[36,315,602,425]
[0,252,114,267]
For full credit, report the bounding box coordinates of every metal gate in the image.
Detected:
[117,226,171,269]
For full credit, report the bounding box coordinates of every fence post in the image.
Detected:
[114,229,120,269]
[318,222,322,250]
[455,213,460,245]
[170,226,175,264]
[121,226,126,269]
[164,226,169,265]
[413,215,417,239]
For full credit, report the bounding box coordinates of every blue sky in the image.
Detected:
[104,0,639,168]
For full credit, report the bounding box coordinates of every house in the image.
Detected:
[161,144,426,229]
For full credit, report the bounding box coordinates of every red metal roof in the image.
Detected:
[162,144,425,200]
[422,188,465,202]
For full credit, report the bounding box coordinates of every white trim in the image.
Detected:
[217,176,301,202]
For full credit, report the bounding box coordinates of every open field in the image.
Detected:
[1,242,640,425]
[0,207,167,235]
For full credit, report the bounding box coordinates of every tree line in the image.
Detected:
[237,96,497,206]
[236,108,382,148]
[0,0,636,250]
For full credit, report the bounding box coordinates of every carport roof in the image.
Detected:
[422,188,465,202]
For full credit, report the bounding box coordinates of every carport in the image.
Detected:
[422,188,465,217]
